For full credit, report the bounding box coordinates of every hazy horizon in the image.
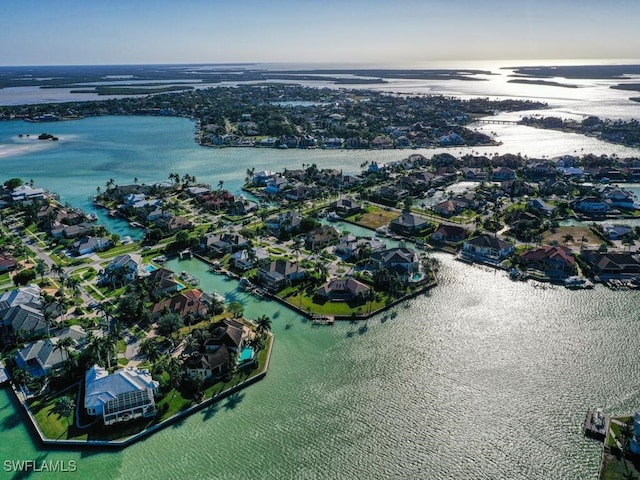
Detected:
[2,0,640,67]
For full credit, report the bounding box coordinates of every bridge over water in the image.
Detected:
[474,119,520,125]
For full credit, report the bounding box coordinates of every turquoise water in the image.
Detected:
[1,115,640,478]
[239,347,255,363]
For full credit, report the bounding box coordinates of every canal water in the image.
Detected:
[0,92,640,478]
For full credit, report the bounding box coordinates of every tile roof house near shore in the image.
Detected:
[462,235,514,263]
[84,365,159,426]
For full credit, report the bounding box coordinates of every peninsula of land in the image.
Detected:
[1,138,639,447]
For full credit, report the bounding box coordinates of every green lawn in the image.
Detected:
[280,289,391,317]
[97,243,141,259]
[30,390,79,440]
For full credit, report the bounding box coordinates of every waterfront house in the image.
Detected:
[201,233,248,254]
[50,221,94,239]
[572,196,610,214]
[400,171,435,193]
[330,198,361,217]
[11,185,46,203]
[84,365,159,426]
[184,345,231,379]
[252,171,277,186]
[151,289,210,320]
[264,175,289,195]
[144,268,182,296]
[198,190,235,211]
[185,186,211,197]
[462,235,514,263]
[103,253,146,285]
[72,236,112,256]
[581,251,640,277]
[369,247,424,282]
[598,186,637,210]
[431,224,468,243]
[334,236,385,260]
[315,277,372,302]
[231,248,269,271]
[258,259,306,292]
[520,245,576,278]
[602,224,633,240]
[186,319,254,378]
[205,318,253,354]
[389,212,430,236]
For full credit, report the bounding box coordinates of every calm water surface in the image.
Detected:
[0,86,639,478]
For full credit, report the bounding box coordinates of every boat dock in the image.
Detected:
[584,408,609,440]
[311,315,335,325]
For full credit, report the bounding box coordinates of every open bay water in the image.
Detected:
[0,66,640,479]
[2,253,640,479]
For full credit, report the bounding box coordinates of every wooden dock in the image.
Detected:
[311,316,335,325]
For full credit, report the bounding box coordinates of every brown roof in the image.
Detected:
[521,245,575,265]
[151,289,208,318]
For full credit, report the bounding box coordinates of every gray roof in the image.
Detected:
[465,235,513,250]
[85,365,158,411]
[2,304,47,334]
[0,285,41,312]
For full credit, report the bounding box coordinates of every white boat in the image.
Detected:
[564,276,593,289]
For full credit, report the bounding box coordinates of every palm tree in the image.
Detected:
[166,357,183,390]
[51,263,64,282]
[35,259,47,282]
[53,336,75,364]
[86,332,105,367]
[292,237,304,263]
[228,301,244,319]
[98,301,115,331]
[580,235,588,249]
[620,418,635,476]
[102,334,117,369]
[255,315,272,335]
[563,233,574,244]
[183,334,199,355]
[66,276,81,299]
[140,338,161,363]
[249,334,265,351]
[53,395,75,432]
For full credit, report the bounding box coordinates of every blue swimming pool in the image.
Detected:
[239,346,255,363]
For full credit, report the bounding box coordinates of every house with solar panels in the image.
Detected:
[84,365,159,425]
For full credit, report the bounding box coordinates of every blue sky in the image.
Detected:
[1,0,639,65]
